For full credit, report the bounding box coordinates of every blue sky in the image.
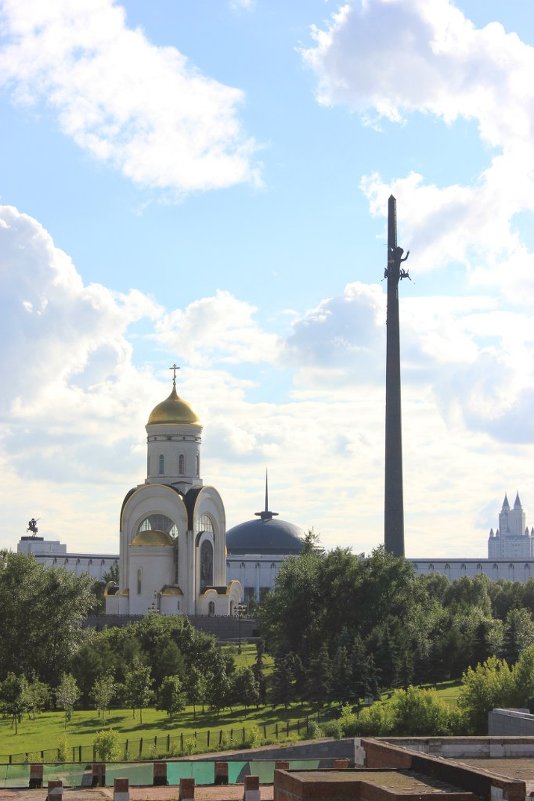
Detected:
[2,0,534,558]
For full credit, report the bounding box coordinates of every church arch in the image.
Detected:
[200,540,214,587]
[138,514,179,537]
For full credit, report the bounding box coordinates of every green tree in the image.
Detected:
[90,675,116,720]
[25,678,51,719]
[156,675,185,719]
[510,644,534,708]
[56,673,80,729]
[458,656,514,734]
[390,686,458,735]
[183,665,206,718]
[0,673,29,733]
[232,667,259,709]
[270,654,294,708]
[500,608,534,665]
[304,644,331,704]
[252,640,267,705]
[123,662,153,724]
[0,553,94,685]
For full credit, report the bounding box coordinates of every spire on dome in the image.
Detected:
[255,470,279,521]
[514,492,522,509]
[502,494,510,510]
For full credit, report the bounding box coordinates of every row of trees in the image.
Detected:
[0,552,268,727]
[259,546,534,703]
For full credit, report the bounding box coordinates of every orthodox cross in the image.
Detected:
[169,363,180,388]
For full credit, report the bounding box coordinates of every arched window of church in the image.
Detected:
[208,600,215,616]
[200,540,214,587]
[137,568,142,595]
[179,454,185,474]
[196,454,200,476]
[195,514,214,534]
[138,515,179,537]
[159,454,164,475]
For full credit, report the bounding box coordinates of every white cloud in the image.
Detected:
[155,289,280,366]
[302,0,534,149]
[303,1,534,300]
[0,0,260,194]
[3,203,534,559]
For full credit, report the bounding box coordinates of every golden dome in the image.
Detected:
[147,386,200,426]
[130,530,175,547]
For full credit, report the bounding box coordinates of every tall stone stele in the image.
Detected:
[384,196,409,557]
[105,368,241,617]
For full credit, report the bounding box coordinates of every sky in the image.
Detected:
[2,0,534,559]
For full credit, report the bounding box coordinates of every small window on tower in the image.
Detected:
[159,454,164,475]
[196,454,200,476]
[179,454,185,474]
[137,568,142,595]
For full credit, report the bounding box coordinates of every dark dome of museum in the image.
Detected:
[226,478,305,556]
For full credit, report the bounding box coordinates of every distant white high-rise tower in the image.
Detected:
[488,493,534,559]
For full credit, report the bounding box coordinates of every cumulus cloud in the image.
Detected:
[0,203,170,499]
[283,282,385,380]
[155,289,280,366]
[302,0,534,148]
[0,0,260,194]
[302,0,534,299]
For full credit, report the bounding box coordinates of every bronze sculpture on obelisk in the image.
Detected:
[384,195,409,557]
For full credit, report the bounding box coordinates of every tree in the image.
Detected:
[56,673,80,729]
[183,665,206,719]
[123,662,153,724]
[0,552,95,686]
[390,686,457,736]
[500,608,534,665]
[304,645,331,704]
[232,667,259,709]
[25,678,51,719]
[271,654,294,708]
[510,644,534,708]
[457,656,514,734]
[252,640,267,705]
[90,675,116,720]
[156,675,185,719]
[0,673,29,733]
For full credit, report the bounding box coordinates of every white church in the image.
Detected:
[103,372,242,617]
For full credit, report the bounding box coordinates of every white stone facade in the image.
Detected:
[488,493,534,559]
[104,380,241,617]
[410,558,534,583]
[226,554,286,603]
[17,536,117,581]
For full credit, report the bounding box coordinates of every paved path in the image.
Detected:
[0,787,274,801]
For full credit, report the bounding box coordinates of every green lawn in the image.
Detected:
[0,701,322,762]
[221,643,274,675]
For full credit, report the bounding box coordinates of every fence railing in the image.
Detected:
[0,711,334,764]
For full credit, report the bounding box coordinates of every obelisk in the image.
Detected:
[384,195,409,557]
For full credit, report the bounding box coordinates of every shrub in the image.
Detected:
[353,703,395,736]
[57,735,69,762]
[93,730,120,761]
[306,720,322,740]
[321,720,343,739]
[389,687,454,735]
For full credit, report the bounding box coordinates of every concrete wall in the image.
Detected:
[488,710,534,736]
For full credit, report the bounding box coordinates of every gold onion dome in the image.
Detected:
[131,530,174,547]
[147,386,200,426]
